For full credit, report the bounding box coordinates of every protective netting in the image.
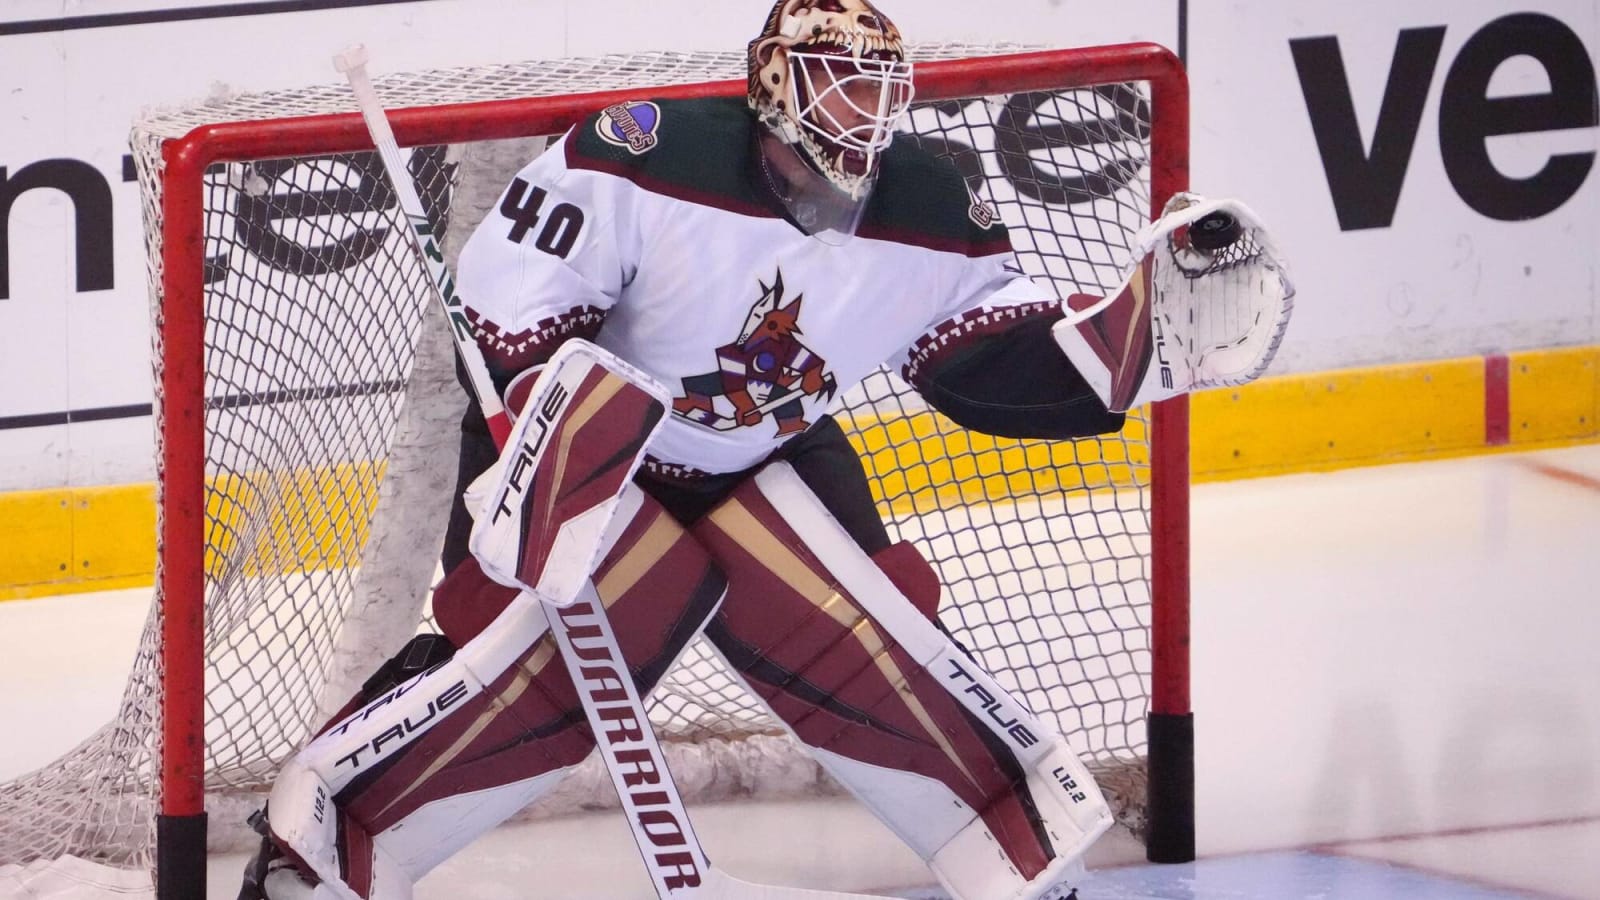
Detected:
[0,44,1168,891]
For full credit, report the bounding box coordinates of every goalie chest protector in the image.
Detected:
[458,96,1034,476]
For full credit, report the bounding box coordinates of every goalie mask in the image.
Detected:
[748,0,914,239]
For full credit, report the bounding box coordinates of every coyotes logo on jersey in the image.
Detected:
[672,269,837,436]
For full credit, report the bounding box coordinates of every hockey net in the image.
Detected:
[0,43,1189,896]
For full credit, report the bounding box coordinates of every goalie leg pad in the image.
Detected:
[691,463,1112,900]
[313,634,459,737]
[266,489,725,898]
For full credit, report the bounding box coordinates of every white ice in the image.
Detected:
[2,444,1598,898]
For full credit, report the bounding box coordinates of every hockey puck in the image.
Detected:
[1189,211,1241,251]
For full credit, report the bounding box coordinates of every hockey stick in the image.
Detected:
[335,45,880,900]
[332,48,511,449]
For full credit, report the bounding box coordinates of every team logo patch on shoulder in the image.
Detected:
[595,101,661,155]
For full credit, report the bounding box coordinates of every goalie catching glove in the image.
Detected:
[1052,192,1295,413]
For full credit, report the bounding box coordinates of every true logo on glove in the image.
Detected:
[965,182,997,228]
[490,382,568,525]
[1152,302,1176,392]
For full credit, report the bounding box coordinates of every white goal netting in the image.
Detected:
[0,43,1180,894]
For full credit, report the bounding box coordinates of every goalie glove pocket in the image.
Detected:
[1053,192,1295,413]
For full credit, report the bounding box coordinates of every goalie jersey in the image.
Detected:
[457,96,1114,476]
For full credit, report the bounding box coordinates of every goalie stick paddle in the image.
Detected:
[336,46,882,900]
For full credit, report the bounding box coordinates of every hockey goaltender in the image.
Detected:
[240,2,1293,898]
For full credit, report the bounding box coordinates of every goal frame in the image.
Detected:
[152,42,1193,900]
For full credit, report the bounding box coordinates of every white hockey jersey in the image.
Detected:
[456,97,1051,475]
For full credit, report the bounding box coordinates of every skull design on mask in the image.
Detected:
[747,0,915,199]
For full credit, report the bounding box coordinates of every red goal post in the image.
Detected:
[27,41,1194,900]
[157,42,1192,896]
